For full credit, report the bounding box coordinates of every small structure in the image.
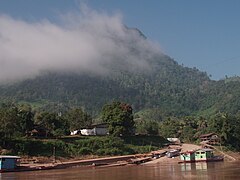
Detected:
[195,149,214,161]
[29,126,47,137]
[80,128,95,136]
[0,156,20,172]
[199,133,220,145]
[80,123,108,136]
[180,151,195,162]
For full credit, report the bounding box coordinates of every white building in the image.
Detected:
[71,123,108,136]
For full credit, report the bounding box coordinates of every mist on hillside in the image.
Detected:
[0,5,163,84]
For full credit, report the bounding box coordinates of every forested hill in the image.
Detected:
[1,52,239,118]
[0,26,239,117]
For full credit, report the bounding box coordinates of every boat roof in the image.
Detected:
[196,148,213,152]
[0,155,21,159]
[181,150,195,154]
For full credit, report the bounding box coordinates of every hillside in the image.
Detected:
[0,53,233,117]
[0,27,239,118]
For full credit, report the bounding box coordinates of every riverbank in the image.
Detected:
[144,143,240,165]
[12,143,240,172]
[16,143,200,171]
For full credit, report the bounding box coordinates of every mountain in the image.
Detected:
[0,28,239,118]
[0,55,211,116]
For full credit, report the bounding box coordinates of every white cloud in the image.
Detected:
[0,6,162,83]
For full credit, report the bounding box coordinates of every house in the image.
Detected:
[0,156,20,172]
[29,127,47,137]
[199,133,220,145]
[92,123,108,135]
[70,123,109,136]
[80,128,95,136]
[81,123,108,136]
[194,149,214,161]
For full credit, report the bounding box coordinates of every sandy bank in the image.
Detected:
[18,143,239,171]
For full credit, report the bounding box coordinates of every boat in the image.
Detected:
[166,149,181,158]
[179,148,224,163]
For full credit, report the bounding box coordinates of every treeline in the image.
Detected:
[0,103,92,141]
[1,101,240,156]
[0,101,136,139]
[0,102,169,157]
[158,113,240,150]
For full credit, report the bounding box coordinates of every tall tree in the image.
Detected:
[17,104,34,135]
[65,108,92,131]
[34,112,56,137]
[0,104,19,142]
[159,117,181,138]
[101,101,135,136]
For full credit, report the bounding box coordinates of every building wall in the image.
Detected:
[195,151,206,160]
[195,150,214,161]
[95,127,108,135]
[180,153,195,161]
[80,129,95,136]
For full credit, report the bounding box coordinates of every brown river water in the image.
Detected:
[1,161,240,180]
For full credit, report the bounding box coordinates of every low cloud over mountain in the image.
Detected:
[0,5,162,83]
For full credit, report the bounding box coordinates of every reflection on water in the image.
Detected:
[1,161,240,179]
[181,162,213,171]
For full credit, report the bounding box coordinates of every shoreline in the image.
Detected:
[7,143,240,173]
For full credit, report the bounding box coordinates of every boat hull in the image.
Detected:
[179,156,224,164]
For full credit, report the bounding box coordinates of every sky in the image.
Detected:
[0,0,240,80]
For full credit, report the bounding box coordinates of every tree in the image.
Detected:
[101,101,135,136]
[17,104,34,135]
[159,117,181,138]
[65,108,92,131]
[34,111,69,137]
[0,104,19,143]
[135,119,159,135]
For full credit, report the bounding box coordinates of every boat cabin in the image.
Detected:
[166,149,180,158]
[195,149,214,161]
[0,156,20,172]
[180,151,195,162]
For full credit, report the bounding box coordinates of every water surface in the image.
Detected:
[1,161,240,179]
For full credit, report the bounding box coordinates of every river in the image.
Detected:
[1,161,240,179]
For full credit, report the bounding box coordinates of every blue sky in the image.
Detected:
[0,0,239,80]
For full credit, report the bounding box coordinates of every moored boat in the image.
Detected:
[166,149,181,158]
[179,148,224,163]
